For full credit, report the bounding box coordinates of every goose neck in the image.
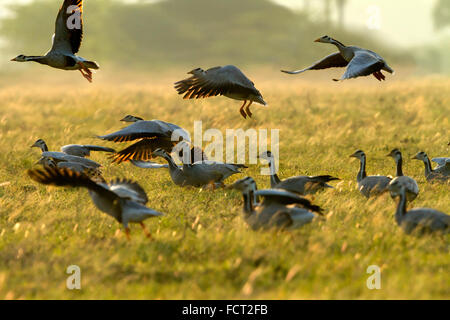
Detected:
[357,156,367,182]
[268,157,281,187]
[395,191,407,224]
[423,156,433,176]
[395,156,403,177]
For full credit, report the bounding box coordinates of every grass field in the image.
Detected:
[0,71,448,299]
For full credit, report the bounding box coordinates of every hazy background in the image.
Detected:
[0,0,449,75]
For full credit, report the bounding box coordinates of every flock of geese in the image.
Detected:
[12,1,448,239]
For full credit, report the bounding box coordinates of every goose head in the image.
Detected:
[387,148,402,161]
[120,115,144,122]
[387,179,406,197]
[314,35,333,43]
[350,149,365,160]
[412,151,428,161]
[226,176,257,193]
[152,148,169,159]
[11,54,27,62]
[31,139,48,151]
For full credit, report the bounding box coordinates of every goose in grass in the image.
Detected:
[388,180,449,235]
[350,150,392,198]
[174,65,267,119]
[152,149,246,188]
[11,0,99,82]
[281,35,394,81]
[412,152,449,182]
[227,177,323,230]
[28,167,163,240]
[259,151,339,195]
[32,139,115,158]
[37,156,102,179]
[386,149,419,201]
[98,117,191,164]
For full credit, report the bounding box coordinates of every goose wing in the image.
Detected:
[130,160,169,169]
[256,189,322,213]
[42,151,102,168]
[174,65,261,100]
[110,138,174,164]
[98,120,188,143]
[61,144,115,157]
[107,178,148,204]
[431,157,450,168]
[50,0,83,54]
[340,51,384,80]
[281,52,348,74]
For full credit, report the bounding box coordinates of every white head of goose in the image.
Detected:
[386,148,419,201]
[259,151,339,195]
[282,35,394,81]
[11,0,99,82]
[388,180,449,235]
[412,151,449,182]
[227,177,323,231]
[28,167,164,240]
[350,150,391,198]
[174,65,267,119]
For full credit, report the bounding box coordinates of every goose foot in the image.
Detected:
[125,227,131,241]
[78,62,93,83]
[245,101,253,118]
[372,71,385,81]
[239,100,247,119]
[140,222,152,240]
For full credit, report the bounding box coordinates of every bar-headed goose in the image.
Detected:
[174,65,267,119]
[350,150,391,198]
[28,167,163,240]
[227,177,323,230]
[32,139,115,158]
[98,118,190,164]
[37,155,102,179]
[259,151,339,195]
[11,0,99,82]
[412,152,449,182]
[388,180,449,235]
[386,149,419,201]
[282,35,394,81]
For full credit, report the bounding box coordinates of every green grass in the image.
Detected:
[0,72,448,299]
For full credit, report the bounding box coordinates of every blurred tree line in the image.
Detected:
[1,0,406,70]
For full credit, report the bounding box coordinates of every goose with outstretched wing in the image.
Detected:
[11,0,99,82]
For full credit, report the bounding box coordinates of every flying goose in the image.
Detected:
[152,149,246,188]
[227,177,323,230]
[11,0,99,82]
[174,65,267,119]
[386,149,419,201]
[32,139,115,157]
[388,180,449,234]
[98,118,191,164]
[259,151,339,195]
[37,155,102,179]
[282,35,394,81]
[412,152,449,182]
[28,167,163,240]
[350,150,392,198]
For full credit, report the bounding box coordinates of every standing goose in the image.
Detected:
[386,149,419,201]
[11,0,99,82]
[174,65,267,119]
[388,180,449,234]
[32,139,115,157]
[350,150,392,198]
[27,167,163,240]
[412,152,449,182]
[98,118,190,164]
[152,149,246,188]
[260,151,339,195]
[227,177,323,230]
[282,35,394,81]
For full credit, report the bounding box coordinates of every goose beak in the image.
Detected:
[314,38,321,42]
[411,155,419,160]
[349,153,357,158]
[11,58,17,61]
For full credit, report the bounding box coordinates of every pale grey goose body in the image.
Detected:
[282,35,394,81]
[174,65,267,119]
[98,116,192,164]
[152,149,246,188]
[386,149,419,201]
[388,180,449,235]
[350,150,391,198]
[227,177,323,230]
[28,167,163,240]
[11,1,99,82]
[412,152,449,182]
[260,151,339,195]
[32,139,115,157]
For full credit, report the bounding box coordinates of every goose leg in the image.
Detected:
[77,62,93,83]
[239,100,247,119]
[140,222,152,239]
[244,101,253,118]
[124,227,131,241]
